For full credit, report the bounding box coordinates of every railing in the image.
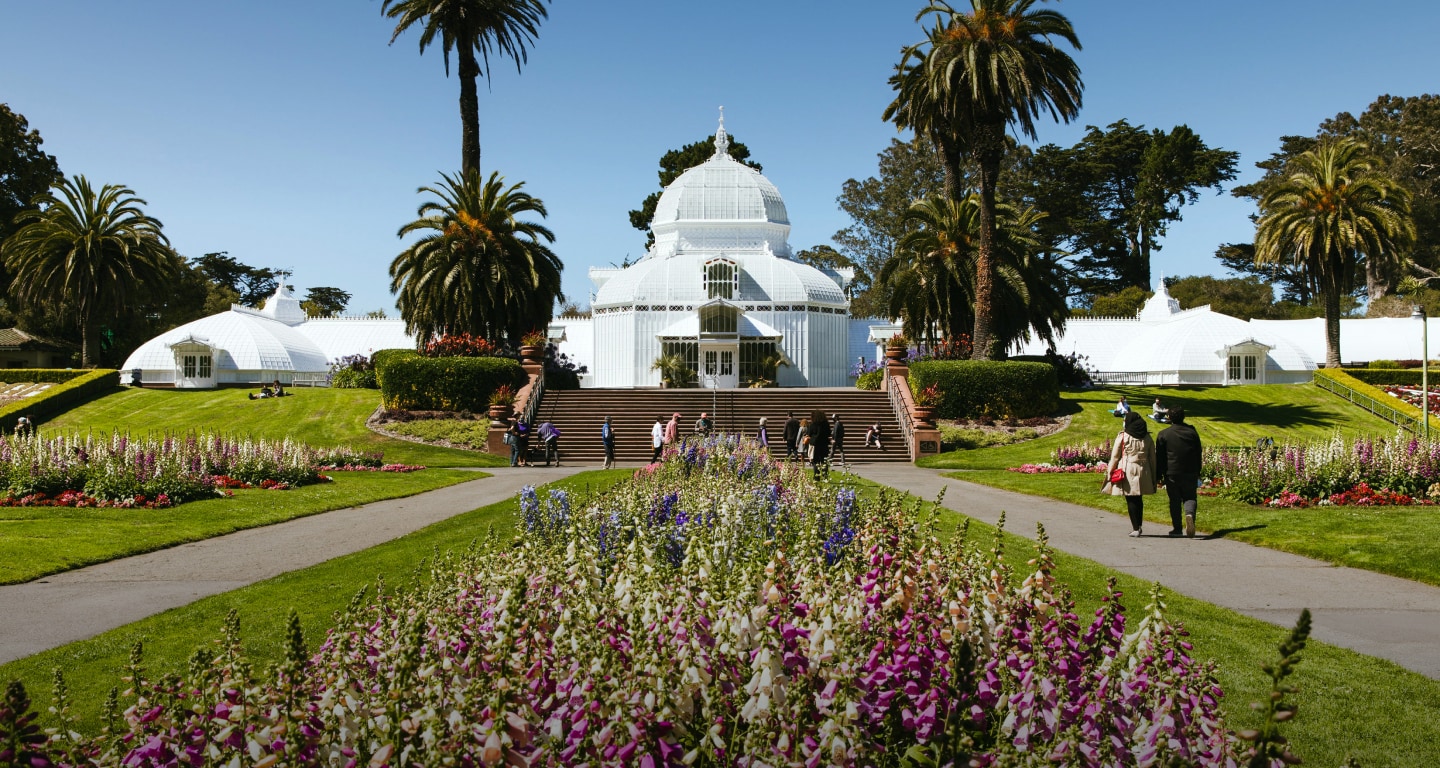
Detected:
[1314,371,1423,433]
[520,368,546,427]
[1090,371,1150,386]
[885,366,917,461]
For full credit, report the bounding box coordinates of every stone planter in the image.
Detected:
[885,347,907,364]
[911,405,937,426]
[519,345,544,363]
[488,403,514,423]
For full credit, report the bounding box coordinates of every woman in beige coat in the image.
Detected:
[1104,411,1158,536]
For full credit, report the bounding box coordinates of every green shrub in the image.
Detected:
[331,368,377,389]
[0,369,86,384]
[908,361,1059,419]
[1343,367,1434,387]
[373,348,421,393]
[379,356,526,412]
[1367,359,1401,369]
[856,370,882,391]
[0,369,118,430]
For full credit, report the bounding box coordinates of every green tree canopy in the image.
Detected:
[1026,120,1238,295]
[0,104,61,248]
[1255,138,1415,367]
[390,170,562,344]
[627,134,760,249]
[1,175,180,366]
[302,286,352,317]
[383,0,549,175]
[1165,275,1279,320]
[1070,285,1149,319]
[886,0,1083,359]
[191,252,278,307]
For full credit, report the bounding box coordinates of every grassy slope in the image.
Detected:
[2,470,1437,767]
[44,387,507,468]
[0,469,478,584]
[919,384,1440,585]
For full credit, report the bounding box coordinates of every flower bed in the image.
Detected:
[1203,432,1440,505]
[1008,462,1106,474]
[7,435,1271,767]
[1383,384,1440,415]
[1051,439,1111,465]
[0,432,387,507]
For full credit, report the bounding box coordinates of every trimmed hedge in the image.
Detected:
[0,369,86,384]
[1343,368,1433,387]
[908,360,1059,419]
[373,348,421,394]
[1315,368,1431,431]
[0,369,119,430]
[379,356,526,412]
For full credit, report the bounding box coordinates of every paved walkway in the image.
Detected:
[0,466,584,665]
[4,463,1438,681]
[849,463,1440,680]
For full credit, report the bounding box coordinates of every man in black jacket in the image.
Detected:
[1155,406,1202,538]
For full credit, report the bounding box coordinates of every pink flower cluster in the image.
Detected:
[0,490,174,509]
[1008,462,1106,474]
[314,463,426,472]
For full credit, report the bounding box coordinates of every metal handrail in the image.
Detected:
[521,368,546,426]
[1314,372,1421,433]
[885,367,917,461]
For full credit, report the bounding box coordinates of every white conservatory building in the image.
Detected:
[122,283,413,388]
[562,115,868,388]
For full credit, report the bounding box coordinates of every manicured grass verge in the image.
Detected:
[1,470,1436,767]
[919,383,1403,472]
[916,384,1440,586]
[0,469,480,584]
[44,387,507,468]
[383,417,490,450]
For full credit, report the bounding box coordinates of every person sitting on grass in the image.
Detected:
[1112,395,1130,417]
[272,379,286,397]
[1151,397,1169,423]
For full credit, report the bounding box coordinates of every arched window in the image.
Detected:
[700,304,739,336]
[704,259,739,300]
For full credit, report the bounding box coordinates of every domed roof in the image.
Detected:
[1108,308,1315,373]
[593,251,846,307]
[650,114,789,228]
[122,308,331,374]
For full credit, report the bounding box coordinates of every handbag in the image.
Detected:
[1107,435,1126,483]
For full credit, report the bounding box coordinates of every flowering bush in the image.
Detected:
[329,353,377,388]
[4,435,1267,767]
[912,334,973,361]
[0,432,385,507]
[850,357,881,377]
[1382,384,1440,416]
[422,332,502,358]
[489,383,517,406]
[1204,431,1440,504]
[913,382,942,407]
[1052,439,1112,465]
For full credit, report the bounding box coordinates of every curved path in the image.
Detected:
[849,463,1440,680]
[0,466,584,665]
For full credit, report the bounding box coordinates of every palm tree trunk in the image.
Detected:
[1323,283,1342,368]
[933,128,964,204]
[458,45,481,176]
[971,132,1003,361]
[79,309,92,368]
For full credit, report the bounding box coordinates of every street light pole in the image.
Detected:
[1414,306,1430,444]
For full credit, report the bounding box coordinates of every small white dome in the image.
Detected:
[122,309,331,374]
[651,154,789,227]
[593,251,845,307]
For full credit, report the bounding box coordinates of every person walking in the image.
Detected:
[802,410,832,481]
[1155,405,1202,537]
[601,416,616,469]
[505,418,521,467]
[783,411,800,460]
[1103,412,1158,537]
[757,417,770,454]
[830,414,846,467]
[665,412,680,449]
[650,415,665,463]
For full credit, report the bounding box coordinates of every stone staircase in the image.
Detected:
[528,388,908,465]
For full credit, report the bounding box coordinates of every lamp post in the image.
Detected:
[1413,305,1430,444]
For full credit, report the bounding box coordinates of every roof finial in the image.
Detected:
[713,106,730,158]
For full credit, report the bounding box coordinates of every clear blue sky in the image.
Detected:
[3,1,1437,315]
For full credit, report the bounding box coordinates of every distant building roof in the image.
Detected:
[0,328,70,351]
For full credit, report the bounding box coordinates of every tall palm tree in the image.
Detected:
[884,194,1065,351]
[1255,138,1415,368]
[889,0,1081,360]
[2,176,178,366]
[390,170,562,344]
[383,0,549,176]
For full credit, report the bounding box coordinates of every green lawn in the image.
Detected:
[0,469,480,584]
[45,387,507,467]
[2,470,1437,767]
[916,384,1440,585]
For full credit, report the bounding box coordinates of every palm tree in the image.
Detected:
[383,0,549,176]
[390,170,562,344]
[884,194,1065,351]
[1255,138,1415,368]
[888,0,1082,360]
[2,175,179,366]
